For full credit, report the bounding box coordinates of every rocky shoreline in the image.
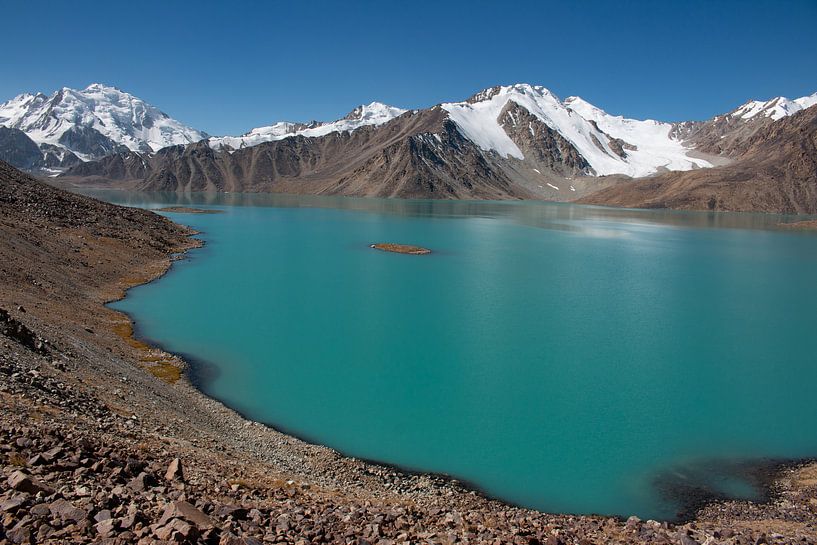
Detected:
[1,160,816,544]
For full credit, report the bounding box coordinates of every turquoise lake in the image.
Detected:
[83,191,817,520]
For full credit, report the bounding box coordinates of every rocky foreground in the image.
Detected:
[1,160,816,544]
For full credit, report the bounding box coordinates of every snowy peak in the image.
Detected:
[465,84,557,104]
[0,84,206,160]
[342,101,406,123]
[209,101,406,150]
[442,84,711,177]
[731,93,817,121]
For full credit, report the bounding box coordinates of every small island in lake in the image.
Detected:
[157,207,224,214]
[370,243,431,255]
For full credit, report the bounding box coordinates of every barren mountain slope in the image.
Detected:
[61,108,542,199]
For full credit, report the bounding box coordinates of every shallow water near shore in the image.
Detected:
[80,190,817,520]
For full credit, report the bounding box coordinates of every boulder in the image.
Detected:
[158,500,214,530]
[7,470,55,496]
[216,504,248,519]
[127,471,156,492]
[29,503,50,517]
[49,498,88,523]
[155,517,198,541]
[165,458,184,482]
[41,446,63,462]
[0,495,27,513]
[95,517,119,538]
[6,525,32,544]
[94,509,113,522]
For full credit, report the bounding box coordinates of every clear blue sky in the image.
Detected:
[3,0,816,135]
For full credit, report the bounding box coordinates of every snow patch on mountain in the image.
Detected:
[442,84,711,177]
[732,93,817,121]
[0,84,206,159]
[564,96,712,173]
[442,89,527,160]
[210,102,406,150]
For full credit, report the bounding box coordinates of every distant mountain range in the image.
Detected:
[0,84,206,169]
[1,83,815,212]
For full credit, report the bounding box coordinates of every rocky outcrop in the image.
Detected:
[63,149,152,179]
[671,113,777,158]
[38,144,81,170]
[0,127,44,171]
[499,102,590,176]
[0,128,82,172]
[0,308,49,355]
[57,125,131,158]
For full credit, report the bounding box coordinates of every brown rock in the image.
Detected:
[0,495,27,513]
[7,470,55,496]
[26,454,45,466]
[94,509,113,522]
[158,500,214,530]
[41,445,63,461]
[29,503,50,517]
[95,517,119,537]
[6,525,32,544]
[49,498,88,523]
[127,471,156,492]
[120,508,144,530]
[216,504,248,519]
[165,457,184,481]
[219,534,244,545]
[155,517,198,541]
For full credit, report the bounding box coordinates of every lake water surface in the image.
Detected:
[82,191,817,520]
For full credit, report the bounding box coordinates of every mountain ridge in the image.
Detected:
[3,82,815,212]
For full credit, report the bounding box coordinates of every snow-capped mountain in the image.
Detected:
[442,84,712,177]
[209,102,407,150]
[0,83,206,161]
[4,81,813,204]
[730,93,817,121]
